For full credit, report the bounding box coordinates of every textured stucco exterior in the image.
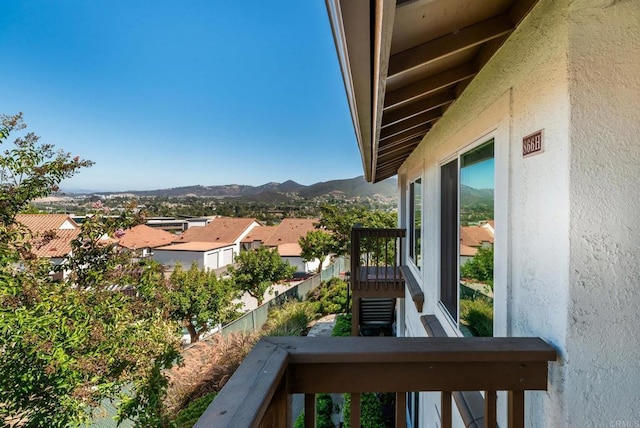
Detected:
[395,0,640,426]
[566,0,640,425]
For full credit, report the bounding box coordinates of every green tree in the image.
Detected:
[299,229,334,274]
[0,113,181,427]
[460,245,494,288]
[227,247,295,305]
[168,262,241,343]
[316,204,396,256]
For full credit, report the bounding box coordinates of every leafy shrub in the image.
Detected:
[460,297,493,337]
[460,246,494,290]
[332,314,352,337]
[262,300,316,336]
[306,277,348,315]
[174,391,217,428]
[294,393,335,428]
[342,392,385,428]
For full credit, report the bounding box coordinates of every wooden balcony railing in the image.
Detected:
[350,227,421,335]
[195,336,557,428]
[350,226,406,298]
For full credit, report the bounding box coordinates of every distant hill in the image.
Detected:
[299,176,397,199]
[76,176,398,201]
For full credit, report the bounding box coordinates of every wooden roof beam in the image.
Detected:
[384,63,476,110]
[380,108,441,140]
[388,14,514,78]
[380,122,430,145]
[382,91,453,128]
[378,144,420,165]
[379,133,423,154]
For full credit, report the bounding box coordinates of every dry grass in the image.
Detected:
[164,332,258,418]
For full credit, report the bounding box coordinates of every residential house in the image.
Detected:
[152,241,236,272]
[15,214,81,279]
[263,218,329,274]
[116,224,176,258]
[199,1,639,427]
[324,0,639,426]
[163,217,261,271]
[240,225,277,251]
[459,221,494,264]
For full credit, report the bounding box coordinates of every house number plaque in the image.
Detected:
[523,129,544,157]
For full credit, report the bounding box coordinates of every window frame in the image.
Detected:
[438,137,496,333]
[408,177,422,272]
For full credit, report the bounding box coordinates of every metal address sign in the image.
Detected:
[523,129,544,157]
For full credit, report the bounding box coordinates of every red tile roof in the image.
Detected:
[174,217,258,244]
[16,214,79,232]
[118,224,176,250]
[277,243,302,257]
[241,225,277,243]
[460,223,494,249]
[29,229,81,258]
[264,218,319,247]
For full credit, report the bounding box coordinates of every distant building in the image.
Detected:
[15,214,81,279]
[117,224,176,258]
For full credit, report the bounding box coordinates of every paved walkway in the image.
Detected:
[291,314,346,427]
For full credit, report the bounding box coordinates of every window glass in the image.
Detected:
[459,140,494,337]
[440,140,494,336]
[409,178,422,269]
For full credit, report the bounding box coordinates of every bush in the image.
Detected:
[460,246,494,290]
[262,300,317,336]
[294,393,335,428]
[460,297,493,337]
[164,332,258,417]
[332,314,352,337]
[306,277,348,315]
[342,393,385,428]
[174,391,217,428]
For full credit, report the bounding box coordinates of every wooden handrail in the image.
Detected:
[195,336,557,427]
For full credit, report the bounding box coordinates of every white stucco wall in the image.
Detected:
[566,1,640,426]
[397,0,572,426]
[153,249,206,270]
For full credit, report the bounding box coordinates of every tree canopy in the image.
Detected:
[0,113,181,427]
[168,262,241,343]
[299,229,334,273]
[316,204,396,256]
[227,247,295,306]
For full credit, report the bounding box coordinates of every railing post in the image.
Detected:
[259,381,290,428]
[304,393,315,428]
[351,297,360,336]
[441,391,452,428]
[396,392,407,428]
[485,390,497,427]
[508,390,525,428]
[351,393,361,428]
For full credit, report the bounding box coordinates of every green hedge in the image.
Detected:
[306,277,348,315]
[174,392,217,428]
[294,393,335,428]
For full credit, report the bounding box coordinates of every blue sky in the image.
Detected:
[0,1,361,191]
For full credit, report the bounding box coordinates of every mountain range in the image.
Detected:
[73,176,398,201]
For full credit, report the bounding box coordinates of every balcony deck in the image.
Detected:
[195,336,557,427]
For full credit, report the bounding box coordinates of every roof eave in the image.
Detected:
[325,0,374,182]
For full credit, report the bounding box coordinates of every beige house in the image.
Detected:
[326,0,640,426]
[198,1,639,427]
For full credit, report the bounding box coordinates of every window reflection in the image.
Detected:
[409,178,422,269]
[459,141,494,337]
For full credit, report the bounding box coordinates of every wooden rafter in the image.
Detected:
[382,92,453,128]
[383,64,476,110]
[380,109,441,141]
[388,14,514,78]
